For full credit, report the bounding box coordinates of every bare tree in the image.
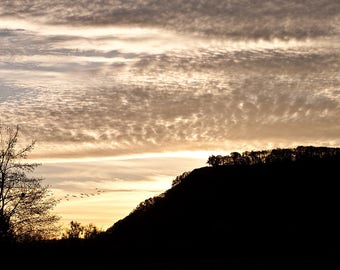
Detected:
[0,124,60,241]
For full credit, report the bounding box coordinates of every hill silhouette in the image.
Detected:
[101,146,340,266]
[4,146,340,269]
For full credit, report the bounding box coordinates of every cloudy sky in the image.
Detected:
[0,0,339,229]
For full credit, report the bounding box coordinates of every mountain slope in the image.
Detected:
[104,146,340,259]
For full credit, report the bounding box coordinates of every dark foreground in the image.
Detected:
[4,146,340,269]
[50,257,340,270]
[4,239,340,270]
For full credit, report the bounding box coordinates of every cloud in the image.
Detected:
[1,0,339,40]
[1,38,339,158]
[0,1,339,159]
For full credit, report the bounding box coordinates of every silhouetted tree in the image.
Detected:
[230,152,242,165]
[266,148,294,163]
[134,196,164,213]
[207,155,224,167]
[0,125,60,242]
[83,223,102,239]
[62,221,102,239]
[172,171,191,187]
[63,221,84,239]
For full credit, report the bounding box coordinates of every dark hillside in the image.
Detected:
[104,146,340,261]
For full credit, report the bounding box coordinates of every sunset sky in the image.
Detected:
[0,0,339,230]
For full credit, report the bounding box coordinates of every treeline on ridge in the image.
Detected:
[128,145,340,216]
[206,145,340,167]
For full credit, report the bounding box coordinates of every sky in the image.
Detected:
[0,0,339,230]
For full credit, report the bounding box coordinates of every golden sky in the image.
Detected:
[0,0,339,230]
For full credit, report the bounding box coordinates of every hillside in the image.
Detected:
[102,146,340,262]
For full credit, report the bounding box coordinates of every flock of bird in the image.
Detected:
[59,188,106,202]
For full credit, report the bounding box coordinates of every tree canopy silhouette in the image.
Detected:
[0,124,60,242]
[207,146,340,167]
[62,220,102,240]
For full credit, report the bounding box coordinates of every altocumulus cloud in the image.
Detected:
[0,0,339,158]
